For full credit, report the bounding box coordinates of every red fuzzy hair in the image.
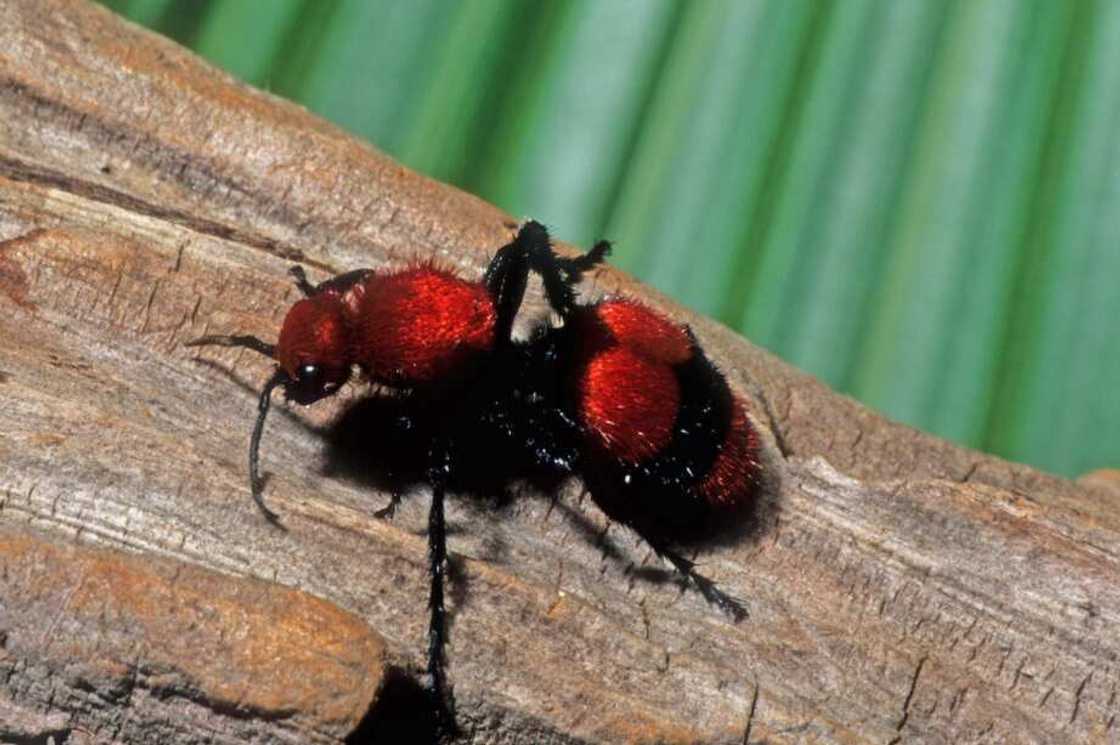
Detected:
[699,398,760,510]
[578,346,681,463]
[276,295,351,382]
[574,299,692,365]
[351,266,497,385]
[571,300,695,463]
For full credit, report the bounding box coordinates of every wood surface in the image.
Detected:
[1,2,1118,743]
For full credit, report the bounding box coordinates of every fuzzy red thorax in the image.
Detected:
[275,265,498,391]
[351,267,497,386]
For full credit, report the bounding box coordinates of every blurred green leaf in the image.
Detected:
[775,0,950,393]
[396,0,534,184]
[852,0,1059,437]
[987,0,1120,475]
[474,0,680,247]
[99,0,1120,478]
[282,0,452,151]
[115,0,178,29]
[194,0,305,87]
[606,0,819,321]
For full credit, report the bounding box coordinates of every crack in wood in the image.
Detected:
[744,377,791,459]
[959,461,980,483]
[742,682,759,744]
[0,154,319,268]
[1071,672,1092,725]
[139,278,160,335]
[893,656,927,739]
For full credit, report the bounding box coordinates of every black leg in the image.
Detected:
[483,221,611,340]
[556,239,611,282]
[290,265,374,298]
[646,540,747,622]
[516,220,577,317]
[289,265,317,297]
[425,458,458,737]
[483,240,530,345]
[374,491,402,520]
[513,220,582,318]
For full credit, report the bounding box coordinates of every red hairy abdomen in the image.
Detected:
[579,346,680,462]
[573,300,690,463]
[573,298,758,513]
[589,300,692,364]
[699,398,759,509]
[350,267,497,385]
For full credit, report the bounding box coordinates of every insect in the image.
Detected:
[186,221,760,737]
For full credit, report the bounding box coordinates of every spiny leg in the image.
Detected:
[514,220,576,316]
[519,221,609,317]
[647,540,748,622]
[425,457,458,737]
[293,266,374,297]
[556,239,611,280]
[483,221,612,336]
[482,238,530,344]
[374,491,402,520]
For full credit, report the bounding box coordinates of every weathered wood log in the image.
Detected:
[1,2,1118,743]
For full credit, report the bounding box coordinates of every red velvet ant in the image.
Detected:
[186,221,760,737]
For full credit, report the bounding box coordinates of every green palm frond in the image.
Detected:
[102,0,1120,478]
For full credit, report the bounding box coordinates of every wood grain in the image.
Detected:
[1,2,1117,743]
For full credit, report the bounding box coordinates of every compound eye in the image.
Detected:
[285,363,330,405]
[299,363,322,387]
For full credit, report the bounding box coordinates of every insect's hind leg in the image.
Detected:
[374,491,402,520]
[483,236,531,344]
[645,539,748,622]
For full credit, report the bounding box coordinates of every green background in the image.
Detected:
[100,0,1120,479]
